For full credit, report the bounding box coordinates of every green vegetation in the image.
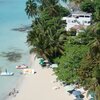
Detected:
[54,42,89,83]
[80,0,100,21]
[80,1,95,13]
[25,0,100,99]
[78,22,100,99]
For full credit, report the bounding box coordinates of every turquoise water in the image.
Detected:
[0,0,69,99]
[0,0,31,99]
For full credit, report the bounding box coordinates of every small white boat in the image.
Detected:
[0,72,14,76]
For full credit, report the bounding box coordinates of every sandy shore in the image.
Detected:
[6,53,81,100]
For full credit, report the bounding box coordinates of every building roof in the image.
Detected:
[71,11,92,16]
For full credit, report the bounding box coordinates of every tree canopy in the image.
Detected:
[25,0,70,60]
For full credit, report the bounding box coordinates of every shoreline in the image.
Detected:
[5,53,89,100]
[6,53,35,100]
[6,53,74,100]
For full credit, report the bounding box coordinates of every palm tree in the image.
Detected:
[25,0,69,18]
[27,17,67,59]
[25,0,37,18]
[25,0,69,59]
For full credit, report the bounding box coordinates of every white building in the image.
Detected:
[62,11,92,31]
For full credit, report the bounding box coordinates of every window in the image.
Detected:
[85,16,90,18]
[84,21,87,23]
[88,21,91,23]
[79,15,84,17]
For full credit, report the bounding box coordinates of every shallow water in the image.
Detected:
[0,0,31,99]
[0,0,69,99]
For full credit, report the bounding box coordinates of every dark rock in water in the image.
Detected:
[12,28,27,32]
[0,51,22,62]
[12,25,31,32]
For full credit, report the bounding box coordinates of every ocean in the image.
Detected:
[0,0,31,99]
[0,0,69,99]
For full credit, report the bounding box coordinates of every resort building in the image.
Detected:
[62,11,92,32]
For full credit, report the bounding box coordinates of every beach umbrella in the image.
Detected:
[65,85,75,92]
[39,58,45,64]
[72,90,81,96]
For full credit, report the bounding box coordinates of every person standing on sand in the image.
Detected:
[5,69,7,73]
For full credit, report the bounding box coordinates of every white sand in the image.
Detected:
[7,53,78,100]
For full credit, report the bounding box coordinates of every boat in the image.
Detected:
[16,64,28,69]
[0,72,14,76]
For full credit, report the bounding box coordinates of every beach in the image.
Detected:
[7,53,74,100]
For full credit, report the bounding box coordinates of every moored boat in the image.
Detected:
[16,64,28,69]
[0,72,14,76]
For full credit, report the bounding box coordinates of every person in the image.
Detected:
[8,92,12,96]
[5,69,7,73]
[13,88,16,93]
[12,88,19,97]
[8,88,19,97]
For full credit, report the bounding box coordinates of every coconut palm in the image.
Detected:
[25,0,69,18]
[25,0,37,18]
[25,0,69,59]
[27,17,67,59]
